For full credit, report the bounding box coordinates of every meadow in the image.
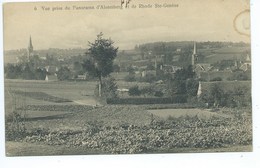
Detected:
[5,79,252,155]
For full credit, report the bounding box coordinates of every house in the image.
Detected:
[194,63,213,73]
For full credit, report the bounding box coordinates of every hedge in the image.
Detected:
[107,95,187,105]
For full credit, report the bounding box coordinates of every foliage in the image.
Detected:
[228,71,249,81]
[200,84,251,108]
[225,86,251,108]
[21,63,35,80]
[5,64,22,79]
[186,79,199,97]
[146,63,155,70]
[35,68,47,80]
[72,61,85,78]
[107,95,187,104]
[128,85,141,96]
[201,84,225,107]
[94,76,118,99]
[22,116,251,154]
[165,65,197,99]
[140,85,154,97]
[56,66,71,81]
[178,49,193,67]
[210,77,222,81]
[174,65,195,80]
[82,32,118,96]
[83,32,118,79]
[154,91,164,97]
[5,90,27,141]
[5,61,47,80]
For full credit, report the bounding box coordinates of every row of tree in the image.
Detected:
[5,63,47,80]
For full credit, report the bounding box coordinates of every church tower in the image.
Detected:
[28,36,34,59]
[191,41,198,67]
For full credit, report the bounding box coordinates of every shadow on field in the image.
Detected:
[24,114,70,122]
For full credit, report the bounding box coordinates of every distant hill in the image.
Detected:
[4,41,250,65]
[4,48,87,64]
[200,46,250,64]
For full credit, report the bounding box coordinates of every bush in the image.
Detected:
[94,76,118,99]
[140,86,154,97]
[154,91,164,97]
[210,77,222,81]
[228,71,249,81]
[5,64,22,79]
[6,110,27,141]
[5,91,27,141]
[128,85,141,96]
[57,66,71,81]
[107,95,187,105]
[200,84,251,108]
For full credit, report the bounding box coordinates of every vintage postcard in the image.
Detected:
[3,0,252,157]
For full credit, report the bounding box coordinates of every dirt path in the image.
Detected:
[73,96,101,106]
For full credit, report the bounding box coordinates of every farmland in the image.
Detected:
[4,79,252,155]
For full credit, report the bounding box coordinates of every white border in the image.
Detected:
[1,0,260,168]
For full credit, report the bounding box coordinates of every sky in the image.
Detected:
[3,0,250,50]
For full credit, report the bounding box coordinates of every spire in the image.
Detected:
[29,36,33,48]
[192,41,197,67]
[28,35,33,58]
[193,41,197,55]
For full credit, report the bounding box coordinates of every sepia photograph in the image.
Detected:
[2,0,254,157]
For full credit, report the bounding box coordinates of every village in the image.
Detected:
[4,36,251,108]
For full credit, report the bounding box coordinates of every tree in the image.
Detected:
[201,84,225,107]
[5,64,22,79]
[128,86,141,96]
[35,68,47,80]
[95,76,118,99]
[21,63,35,80]
[228,71,249,81]
[83,33,118,97]
[56,66,71,81]
[72,61,84,78]
[140,85,154,97]
[186,78,199,97]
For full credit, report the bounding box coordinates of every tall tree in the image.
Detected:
[83,32,118,96]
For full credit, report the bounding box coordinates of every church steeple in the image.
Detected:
[193,41,197,55]
[192,41,198,67]
[28,36,34,58]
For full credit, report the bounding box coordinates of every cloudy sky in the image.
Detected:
[3,0,250,50]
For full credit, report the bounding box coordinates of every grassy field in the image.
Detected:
[6,141,251,156]
[148,108,230,120]
[4,79,252,155]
